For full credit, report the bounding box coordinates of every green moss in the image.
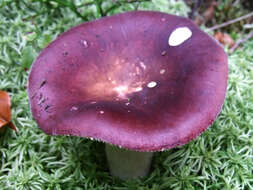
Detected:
[0,0,252,189]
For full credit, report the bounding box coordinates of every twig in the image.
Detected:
[206,12,253,32]
[229,30,253,53]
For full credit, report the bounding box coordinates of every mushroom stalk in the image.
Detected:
[105,144,153,179]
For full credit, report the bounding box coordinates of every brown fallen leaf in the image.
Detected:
[0,90,17,131]
[214,31,235,48]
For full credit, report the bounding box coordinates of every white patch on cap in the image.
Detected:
[70,106,78,111]
[168,27,192,46]
[160,69,166,74]
[135,87,143,92]
[147,81,157,88]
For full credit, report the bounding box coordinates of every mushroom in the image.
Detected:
[28,11,228,179]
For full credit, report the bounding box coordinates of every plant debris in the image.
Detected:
[0,90,17,131]
[39,79,46,89]
[214,31,235,48]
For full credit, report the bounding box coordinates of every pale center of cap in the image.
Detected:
[168,27,192,46]
[113,85,128,97]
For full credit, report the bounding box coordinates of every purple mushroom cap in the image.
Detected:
[28,11,228,151]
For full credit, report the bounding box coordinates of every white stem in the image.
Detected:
[105,144,153,180]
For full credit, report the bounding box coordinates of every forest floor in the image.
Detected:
[0,0,252,189]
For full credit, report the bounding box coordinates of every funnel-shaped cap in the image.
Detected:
[28,11,228,151]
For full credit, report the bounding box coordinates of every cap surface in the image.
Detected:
[28,11,228,151]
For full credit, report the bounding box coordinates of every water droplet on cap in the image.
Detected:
[147,81,157,88]
[82,40,88,48]
[160,69,166,74]
[70,106,78,111]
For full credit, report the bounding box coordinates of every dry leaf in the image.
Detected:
[0,90,17,131]
[214,31,235,48]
